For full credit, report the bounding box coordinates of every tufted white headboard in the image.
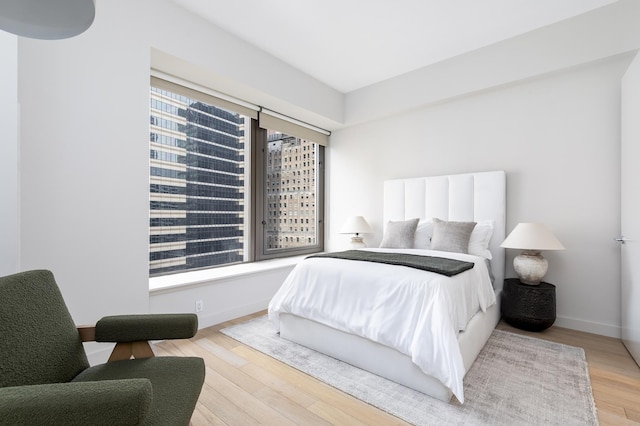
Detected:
[383,171,506,290]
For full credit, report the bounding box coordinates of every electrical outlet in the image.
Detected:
[195,300,203,313]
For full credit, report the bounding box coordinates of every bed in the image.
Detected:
[268,170,506,403]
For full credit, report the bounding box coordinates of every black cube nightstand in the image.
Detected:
[501,278,556,331]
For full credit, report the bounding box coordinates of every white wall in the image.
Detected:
[16,0,341,362]
[150,266,293,329]
[325,0,640,339]
[0,31,18,276]
[328,55,631,337]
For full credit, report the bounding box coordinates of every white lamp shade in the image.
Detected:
[0,0,95,40]
[339,216,372,235]
[501,223,565,251]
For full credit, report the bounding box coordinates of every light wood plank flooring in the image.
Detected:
[154,312,640,425]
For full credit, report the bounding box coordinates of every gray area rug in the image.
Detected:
[221,316,598,426]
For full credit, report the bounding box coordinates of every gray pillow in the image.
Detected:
[379,218,420,249]
[430,218,477,254]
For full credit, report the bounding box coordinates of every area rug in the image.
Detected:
[221,316,598,426]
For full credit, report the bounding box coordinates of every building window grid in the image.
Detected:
[265,133,318,250]
[150,82,324,275]
[149,86,247,276]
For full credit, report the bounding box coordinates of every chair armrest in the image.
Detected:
[95,313,198,342]
[0,379,152,426]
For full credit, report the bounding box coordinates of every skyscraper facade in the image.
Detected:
[265,132,318,251]
[149,86,247,276]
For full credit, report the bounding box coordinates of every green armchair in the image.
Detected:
[0,270,205,426]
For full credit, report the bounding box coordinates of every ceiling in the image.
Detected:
[169,0,618,93]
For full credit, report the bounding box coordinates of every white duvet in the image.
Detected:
[268,248,496,403]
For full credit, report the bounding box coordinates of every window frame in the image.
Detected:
[252,123,325,261]
[149,73,326,277]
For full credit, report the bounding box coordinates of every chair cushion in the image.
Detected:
[73,357,205,426]
[0,270,89,387]
[0,379,152,426]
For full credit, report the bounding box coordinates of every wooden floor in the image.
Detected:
[154,312,640,425]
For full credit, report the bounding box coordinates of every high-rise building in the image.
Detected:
[149,87,247,276]
[265,132,317,250]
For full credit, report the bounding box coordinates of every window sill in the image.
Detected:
[149,256,305,294]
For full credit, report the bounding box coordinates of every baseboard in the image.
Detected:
[554,315,621,339]
[196,298,270,330]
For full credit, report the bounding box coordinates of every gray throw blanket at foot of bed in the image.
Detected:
[308,250,474,276]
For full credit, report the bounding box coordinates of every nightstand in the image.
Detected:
[501,278,556,331]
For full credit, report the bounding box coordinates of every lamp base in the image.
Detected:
[349,236,366,249]
[513,251,548,285]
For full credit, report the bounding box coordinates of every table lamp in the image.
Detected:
[340,216,373,248]
[501,223,565,285]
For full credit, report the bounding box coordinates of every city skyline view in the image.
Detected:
[149,85,319,276]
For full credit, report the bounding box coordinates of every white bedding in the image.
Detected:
[268,248,496,403]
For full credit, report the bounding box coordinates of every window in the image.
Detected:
[149,75,326,276]
[254,129,324,260]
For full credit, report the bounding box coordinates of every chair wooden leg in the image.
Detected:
[108,341,155,362]
[132,341,155,359]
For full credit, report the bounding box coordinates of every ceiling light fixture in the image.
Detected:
[0,0,95,40]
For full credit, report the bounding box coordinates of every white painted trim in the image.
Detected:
[555,315,621,339]
[196,298,271,330]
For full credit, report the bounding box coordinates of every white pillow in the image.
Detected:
[413,220,433,249]
[468,220,494,259]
